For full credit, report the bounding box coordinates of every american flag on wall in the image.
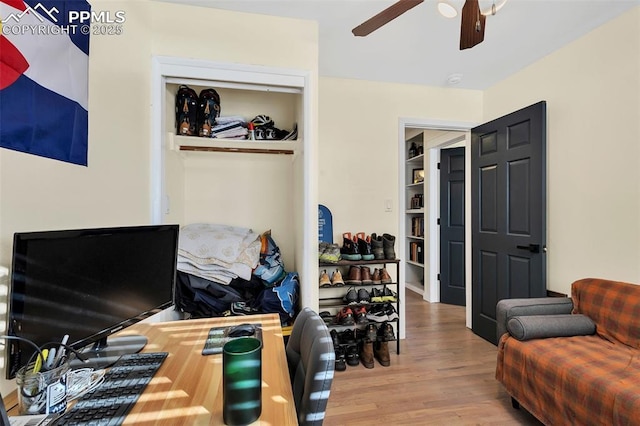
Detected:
[0,0,89,166]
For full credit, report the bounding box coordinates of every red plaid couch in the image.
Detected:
[496,278,640,425]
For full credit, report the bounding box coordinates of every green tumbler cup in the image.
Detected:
[222,337,262,425]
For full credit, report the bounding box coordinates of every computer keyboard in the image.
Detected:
[54,352,168,425]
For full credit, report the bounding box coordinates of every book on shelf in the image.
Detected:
[411,217,424,237]
[409,241,424,263]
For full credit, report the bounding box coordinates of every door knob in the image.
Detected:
[516,244,540,253]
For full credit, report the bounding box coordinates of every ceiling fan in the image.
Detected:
[352,0,504,50]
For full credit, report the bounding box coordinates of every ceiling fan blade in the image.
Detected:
[352,0,424,37]
[459,0,486,50]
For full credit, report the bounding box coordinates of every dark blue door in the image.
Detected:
[440,147,466,306]
[471,101,547,344]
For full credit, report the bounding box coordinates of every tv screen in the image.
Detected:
[6,224,179,379]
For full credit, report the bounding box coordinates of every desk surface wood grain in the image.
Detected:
[5,313,298,426]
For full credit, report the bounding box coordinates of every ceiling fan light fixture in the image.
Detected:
[480,0,508,16]
[437,1,458,18]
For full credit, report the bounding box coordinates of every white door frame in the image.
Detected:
[398,118,477,328]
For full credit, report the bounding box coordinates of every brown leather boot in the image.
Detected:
[371,268,382,284]
[380,267,392,284]
[361,266,372,284]
[374,341,390,367]
[360,341,374,369]
[345,265,362,284]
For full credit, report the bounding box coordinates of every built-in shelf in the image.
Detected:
[403,132,426,300]
[406,154,424,163]
[170,134,298,155]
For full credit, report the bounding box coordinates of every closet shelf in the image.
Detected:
[171,134,298,155]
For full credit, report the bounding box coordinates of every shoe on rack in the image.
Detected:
[340,328,357,345]
[340,232,361,261]
[318,241,329,259]
[345,265,362,285]
[265,127,278,140]
[377,322,396,342]
[370,233,385,260]
[365,304,388,323]
[353,306,368,324]
[360,341,374,369]
[330,329,341,347]
[374,341,391,367]
[336,307,355,325]
[357,288,371,305]
[331,269,345,287]
[356,233,374,261]
[371,268,382,284]
[345,344,360,366]
[343,287,358,305]
[319,270,331,288]
[381,285,397,302]
[384,303,399,321]
[380,268,392,284]
[364,323,378,343]
[361,266,373,284]
[382,233,396,260]
[335,346,347,371]
[370,287,384,303]
[254,127,266,140]
[320,243,341,263]
[320,311,333,325]
[282,123,298,141]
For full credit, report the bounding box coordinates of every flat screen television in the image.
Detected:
[5,224,179,379]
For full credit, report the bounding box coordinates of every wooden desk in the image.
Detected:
[5,314,297,425]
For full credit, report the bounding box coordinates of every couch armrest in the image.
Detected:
[496,297,573,341]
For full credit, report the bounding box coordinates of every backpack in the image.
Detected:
[253,230,286,286]
[175,85,198,136]
[175,271,244,317]
[255,272,299,324]
[197,88,221,137]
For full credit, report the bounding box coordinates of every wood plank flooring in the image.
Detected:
[323,290,543,425]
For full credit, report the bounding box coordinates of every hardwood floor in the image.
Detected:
[323,290,543,425]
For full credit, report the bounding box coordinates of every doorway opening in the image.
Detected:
[398,118,474,328]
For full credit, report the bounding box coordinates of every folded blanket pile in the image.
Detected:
[177,223,261,285]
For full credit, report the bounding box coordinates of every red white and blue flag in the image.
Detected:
[1,0,89,166]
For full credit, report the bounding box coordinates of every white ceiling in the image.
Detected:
[162,0,639,89]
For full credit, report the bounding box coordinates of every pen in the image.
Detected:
[45,348,56,369]
[33,349,48,373]
[52,334,69,367]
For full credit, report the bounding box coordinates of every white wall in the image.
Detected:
[0,0,317,397]
[483,7,640,295]
[318,78,482,241]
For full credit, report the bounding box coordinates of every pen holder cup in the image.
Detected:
[222,337,263,425]
[16,360,70,415]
